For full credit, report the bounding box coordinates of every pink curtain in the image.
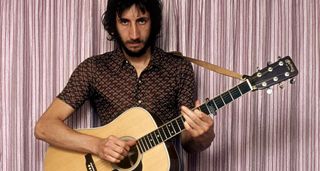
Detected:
[1,0,319,170]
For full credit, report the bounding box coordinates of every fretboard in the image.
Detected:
[136,80,253,153]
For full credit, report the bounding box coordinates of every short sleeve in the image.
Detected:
[57,58,95,109]
[177,60,197,109]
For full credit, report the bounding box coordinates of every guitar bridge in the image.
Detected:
[85,154,97,171]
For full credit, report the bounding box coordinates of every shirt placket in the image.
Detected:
[136,77,143,106]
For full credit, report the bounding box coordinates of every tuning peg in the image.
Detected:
[266,88,273,94]
[267,61,272,66]
[290,78,296,84]
[256,66,260,71]
[279,83,284,89]
[278,56,282,59]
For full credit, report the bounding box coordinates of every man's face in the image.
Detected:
[116,5,151,57]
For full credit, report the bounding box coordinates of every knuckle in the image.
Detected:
[119,148,125,154]
[111,158,118,163]
[198,130,204,135]
[203,126,209,132]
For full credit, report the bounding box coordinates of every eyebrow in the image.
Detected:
[117,16,150,22]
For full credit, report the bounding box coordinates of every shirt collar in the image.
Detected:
[110,47,165,72]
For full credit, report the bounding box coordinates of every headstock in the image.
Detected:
[248,56,298,91]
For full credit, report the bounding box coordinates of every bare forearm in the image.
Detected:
[35,119,100,154]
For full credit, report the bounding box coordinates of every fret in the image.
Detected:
[150,132,159,145]
[236,85,243,95]
[214,96,224,109]
[221,91,233,104]
[162,125,171,138]
[228,90,234,100]
[139,138,146,151]
[230,86,242,99]
[154,129,163,142]
[220,95,226,105]
[238,82,252,93]
[137,141,144,153]
[181,115,186,122]
[142,137,150,150]
[177,117,185,130]
[199,105,210,115]
[173,119,181,132]
[138,139,146,152]
[147,134,155,147]
[207,100,217,112]
[167,123,176,136]
[159,127,167,140]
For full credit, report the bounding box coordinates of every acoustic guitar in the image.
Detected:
[44,56,298,171]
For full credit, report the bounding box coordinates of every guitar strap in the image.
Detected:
[169,51,246,80]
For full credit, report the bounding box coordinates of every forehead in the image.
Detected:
[117,4,150,19]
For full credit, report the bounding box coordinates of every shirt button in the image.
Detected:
[138,100,142,104]
[138,80,142,84]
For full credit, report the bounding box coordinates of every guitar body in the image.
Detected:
[44,107,176,171]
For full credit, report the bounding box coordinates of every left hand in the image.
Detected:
[181,100,215,144]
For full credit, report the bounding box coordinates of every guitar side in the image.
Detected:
[44,107,171,171]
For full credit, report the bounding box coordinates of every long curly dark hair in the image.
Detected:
[102,0,162,47]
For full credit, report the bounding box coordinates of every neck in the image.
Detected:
[123,47,152,77]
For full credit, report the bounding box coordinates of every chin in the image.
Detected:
[123,46,150,57]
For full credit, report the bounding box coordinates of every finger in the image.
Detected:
[181,106,205,128]
[194,110,213,127]
[104,139,130,158]
[108,136,131,152]
[181,108,203,131]
[181,107,213,136]
[194,99,212,123]
[190,106,214,128]
[195,99,201,107]
[105,153,121,163]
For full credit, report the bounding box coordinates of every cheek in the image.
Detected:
[143,24,151,37]
[116,24,127,34]
[116,28,128,39]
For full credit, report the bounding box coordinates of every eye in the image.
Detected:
[137,18,147,25]
[119,19,129,25]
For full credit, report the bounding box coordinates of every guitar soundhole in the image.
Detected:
[113,137,142,170]
[117,145,140,169]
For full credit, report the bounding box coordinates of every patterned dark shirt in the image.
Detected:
[58,47,196,126]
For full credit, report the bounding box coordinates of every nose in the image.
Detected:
[129,23,140,40]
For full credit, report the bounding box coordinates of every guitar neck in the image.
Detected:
[136,80,253,154]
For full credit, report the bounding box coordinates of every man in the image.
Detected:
[35,0,215,169]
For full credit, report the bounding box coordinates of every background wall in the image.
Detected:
[1,0,319,170]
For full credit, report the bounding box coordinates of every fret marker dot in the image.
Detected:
[279,61,284,66]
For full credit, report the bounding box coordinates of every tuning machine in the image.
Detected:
[267,61,272,66]
[290,78,296,84]
[278,83,284,89]
[266,87,273,94]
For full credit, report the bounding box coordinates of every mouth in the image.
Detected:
[126,42,143,49]
[128,42,142,46]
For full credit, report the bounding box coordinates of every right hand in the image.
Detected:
[95,135,136,163]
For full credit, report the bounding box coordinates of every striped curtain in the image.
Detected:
[1,0,319,170]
